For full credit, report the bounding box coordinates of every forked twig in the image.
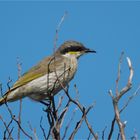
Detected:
[0,115,14,140]
[69,104,95,140]
[108,85,140,140]
[109,55,134,140]
[43,11,97,140]
[5,103,33,140]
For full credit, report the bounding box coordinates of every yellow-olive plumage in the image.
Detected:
[0,40,96,105]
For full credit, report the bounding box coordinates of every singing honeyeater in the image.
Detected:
[0,40,96,105]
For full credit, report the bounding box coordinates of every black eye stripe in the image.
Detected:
[60,46,85,54]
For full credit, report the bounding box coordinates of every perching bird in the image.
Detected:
[0,40,96,105]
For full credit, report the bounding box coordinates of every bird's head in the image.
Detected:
[55,40,96,59]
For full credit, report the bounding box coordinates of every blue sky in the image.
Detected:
[0,1,140,139]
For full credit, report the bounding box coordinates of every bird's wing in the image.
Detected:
[12,56,55,90]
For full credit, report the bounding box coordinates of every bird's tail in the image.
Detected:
[0,91,10,106]
[0,96,7,106]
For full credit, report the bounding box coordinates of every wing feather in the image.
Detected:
[12,56,55,89]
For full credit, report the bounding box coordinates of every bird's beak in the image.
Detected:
[84,48,96,53]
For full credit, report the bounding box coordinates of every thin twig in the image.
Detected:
[69,104,94,140]
[117,133,120,140]
[116,52,124,96]
[64,89,98,140]
[6,118,14,137]
[85,117,98,140]
[17,57,22,140]
[51,100,70,140]
[58,101,70,128]
[45,11,97,140]
[62,108,78,140]
[54,11,68,52]
[0,115,14,140]
[108,117,116,140]
[0,82,3,97]
[48,12,68,140]
[102,126,107,140]
[109,55,134,140]
[56,94,65,113]
[87,131,91,140]
[7,77,12,90]
[108,85,140,140]
[5,103,33,140]
[118,57,134,99]
[120,85,140,113]
[28,121,38,140]
[7,127,14,140]
[39,117,47,140]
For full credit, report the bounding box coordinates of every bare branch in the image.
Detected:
[0,115,14,140]
[7,77,12,90]
[109,90,114,98]
[62,108,78,140]
[118,57,134,99]
[4,103,33,140]
[17,57,22,140]
[102,126,107,140]
[120,85,140,113]
[56,93,65,112]
[109,55,134,140]
[87,131,91,140]
[69,104,94,140]
[54,11,68,52]
[108,85,140,140]
[58,102,70,128]
[39,117,47,140]
[85,117,98,140]
[108,117,116,140]
[113,97,126,140]
[117,133,120,140]
[64,89,98,139]
[0,82,3,97]
[17,57,22,78]
[28,121,38,140]
[43,11,97,140]
[116,52,124,96]
[7,127,14,140]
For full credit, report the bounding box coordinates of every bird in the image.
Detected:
[0,40,96,106]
